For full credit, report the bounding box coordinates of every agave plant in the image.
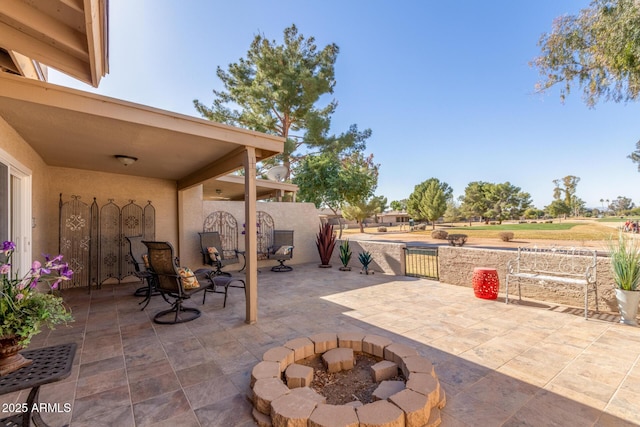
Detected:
[339,240,352,270]
[358,250,374,275]
[316,223,337,267]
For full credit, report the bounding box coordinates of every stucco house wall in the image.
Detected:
[185,199,320,270]
[0,116,50,257]
[48,167,179,251]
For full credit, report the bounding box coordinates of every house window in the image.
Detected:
[0,148,32,273]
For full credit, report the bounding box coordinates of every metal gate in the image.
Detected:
[59,195,155,289]
[404,246,439,279]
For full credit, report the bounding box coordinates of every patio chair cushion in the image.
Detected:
[178,267,200,289]
[207,246,221,263]
[274,245,293,256]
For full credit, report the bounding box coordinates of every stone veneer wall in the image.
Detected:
[319,239,619,312]
[438,246,618,312]
[330,239,406,276]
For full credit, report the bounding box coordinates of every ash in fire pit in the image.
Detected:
[250,332,446,427]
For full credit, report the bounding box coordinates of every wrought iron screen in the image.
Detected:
[58,195,91,288]
[59,195,155,289]
[256,211,274,259]
[203,211,238,259]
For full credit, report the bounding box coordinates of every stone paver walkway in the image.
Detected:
[1,263,639,426]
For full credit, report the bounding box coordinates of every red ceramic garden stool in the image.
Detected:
[472,267,499,299]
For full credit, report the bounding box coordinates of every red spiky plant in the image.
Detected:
[316,223,337,267]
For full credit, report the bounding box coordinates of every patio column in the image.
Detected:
[243,147,258,324]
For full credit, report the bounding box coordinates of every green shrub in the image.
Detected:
[431,229,448,239]
[377,226,387,232]
[499,232,514,242]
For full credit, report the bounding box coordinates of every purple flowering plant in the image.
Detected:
[0,241,73,346]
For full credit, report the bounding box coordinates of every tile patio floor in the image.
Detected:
[2,263,640,426]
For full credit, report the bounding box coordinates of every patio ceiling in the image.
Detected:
[0,72,284,188]
[0,0,108,87]
[203,175,298,201]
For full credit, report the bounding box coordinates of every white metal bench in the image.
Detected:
[506,247,598,319]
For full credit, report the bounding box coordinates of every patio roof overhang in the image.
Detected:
[0,72,284,188]
[0,0,109,87]
[204,175,298,201]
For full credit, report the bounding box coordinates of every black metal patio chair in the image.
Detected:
[199,231,244,276]
[267,230,294,272]
[142,241,213,324]
[126,235,166,310]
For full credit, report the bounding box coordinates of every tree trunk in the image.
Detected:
[359,221,364,233]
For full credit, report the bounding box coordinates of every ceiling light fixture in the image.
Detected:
[115,155,138,166]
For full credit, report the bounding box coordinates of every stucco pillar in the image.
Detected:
[177,184,203,267]
[244,147,258,324]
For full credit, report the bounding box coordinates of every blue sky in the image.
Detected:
[50,0,640,210]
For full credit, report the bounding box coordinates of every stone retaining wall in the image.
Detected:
[323,239,618,312]
[438,246,618,312]
[330,239,406,276]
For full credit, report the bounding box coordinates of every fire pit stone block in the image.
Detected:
[309,333,338,353]
[406,372,440,407]
[426,407,443,427]
[309,403,359,427]
[371,360,399,382]
[289,386,327,405]
[355,400,404,427]
[284,337,315,361]
[270,392,317,427]
[388,388,430,427]
[252,408,272,427]
[337,332,365,351]
[322,347,354,373]
[253,377,290,415]
[384,343,419,365]
[372,380,405,401]
[285,363,314,388]
[362,335,393,358]
[251,361,281,387]
[401,356,435,378]
[263,346,295,372]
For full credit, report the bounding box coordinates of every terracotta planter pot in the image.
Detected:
[0,336,33,376]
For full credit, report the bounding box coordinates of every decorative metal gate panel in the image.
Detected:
[99,200,120,284]
[120,201,144,279]
[404,246,439,279]
[59,195,91,288]
[143,202,156,240]
[89,199,99,287]
[203,211,238,259]
[59,195,156,289]
[256,211,274,259]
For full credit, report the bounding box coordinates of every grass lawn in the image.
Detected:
[596,217,640,223]
[345,220,618,241]
[439,222,615,241]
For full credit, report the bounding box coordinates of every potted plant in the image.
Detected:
[339,240,352,271]
[0,241,74,374]
[359,251,374,275]
[316,223,337,268]
[608,233,640,326]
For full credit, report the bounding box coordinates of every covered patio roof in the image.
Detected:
[0,0,108,87]
[0,72,283,188]
[203,174,298,201]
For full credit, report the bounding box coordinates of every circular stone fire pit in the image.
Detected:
[250,332,446,427]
